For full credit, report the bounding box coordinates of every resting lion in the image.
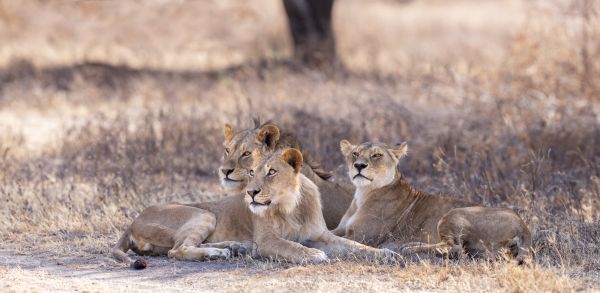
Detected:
[332,140,531,263]
[219,121,353,229]
[113,148,390,268]
[112,195,254,269]
[244,148,394,262]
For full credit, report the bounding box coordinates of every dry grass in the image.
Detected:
[0,0,599,292]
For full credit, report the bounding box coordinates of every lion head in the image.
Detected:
[218,122,280,192]
[244,148,304,216]
[339,140,407,189]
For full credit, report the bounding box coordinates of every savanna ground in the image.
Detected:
[0,0,599,292]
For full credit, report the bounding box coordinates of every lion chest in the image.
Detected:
[259,216,305,243]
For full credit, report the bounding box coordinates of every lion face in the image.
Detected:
[245,148,303,216]
[339,140,407,189]
[219,123,280,192]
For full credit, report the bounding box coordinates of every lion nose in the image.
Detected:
[221,168,234,176]
[354,163,368,171]
[247,189,261,199]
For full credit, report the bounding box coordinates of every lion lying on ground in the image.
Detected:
[112,195,254,269]
[219,121,353,229]
[243,148,393,262]
[113,148,390,268]
[332,140,531,263]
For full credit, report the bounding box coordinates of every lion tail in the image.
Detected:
[112,227,147,270]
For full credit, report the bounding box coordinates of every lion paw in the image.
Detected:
[306,248,329,263]
[228,241,256,257]
[208,248,231,260]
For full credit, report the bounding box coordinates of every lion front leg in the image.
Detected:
[168,211,231,261]
[256,235,329,264]
[310,231,397,260]
[331,200,357,237]
[168,246,230,260]
[198,241,257,257]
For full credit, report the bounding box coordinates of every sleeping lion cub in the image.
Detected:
[332,140,531,263]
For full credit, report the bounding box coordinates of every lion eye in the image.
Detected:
[267,169,277,176]
[225,148,231,154]
[352,152,359,157]
[242,151,251,157]
[372,153,383,158]
[249,169,254,177]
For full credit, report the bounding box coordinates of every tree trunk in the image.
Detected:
[282,0,336,66]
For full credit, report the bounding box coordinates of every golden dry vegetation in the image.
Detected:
[0,0,599,292]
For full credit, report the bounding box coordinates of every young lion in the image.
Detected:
[112,195,255,269]
[219,121,353,229]
[113,148,390,268]
[244,148,394,262]
[333,140,531,263]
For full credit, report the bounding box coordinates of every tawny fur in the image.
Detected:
[333,140,531,263]
[244,148,395,263]
[112,148,390,266]
[112,195,254,268]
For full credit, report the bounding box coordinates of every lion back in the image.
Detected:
[276,130,332,180]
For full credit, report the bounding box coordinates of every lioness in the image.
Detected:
[219,121,353,229]
[332,140,531,263]
[113,148,390,268]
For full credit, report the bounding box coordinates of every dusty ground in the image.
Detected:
[1,0,599,292]
[1,245,592,292]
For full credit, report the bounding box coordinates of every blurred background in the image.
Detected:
[0,0,599,286]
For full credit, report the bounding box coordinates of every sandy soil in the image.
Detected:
[0,249,435,292]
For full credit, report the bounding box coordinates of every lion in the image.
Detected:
[244,147,394,262]
[332,140,531,263]
[219,120,353,229]
[113,148,392,268]
[112,194,255,269]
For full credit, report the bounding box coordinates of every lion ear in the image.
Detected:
[224,124,235,141]
[281,148,303,173]
[340,139,355,156]
[257,124,281,150]
[389,142,408,160]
